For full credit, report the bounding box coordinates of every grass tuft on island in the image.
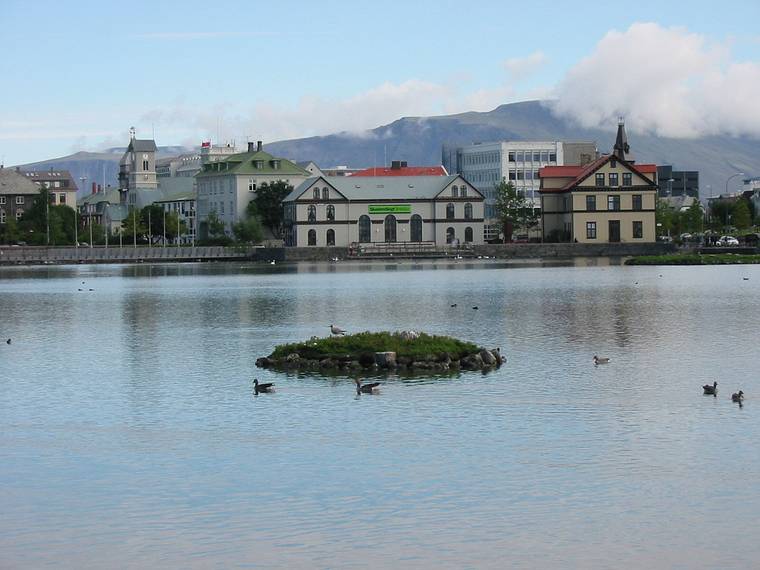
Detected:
[271,331,478,360]
[626,253,760,265]
[257,331,504,374]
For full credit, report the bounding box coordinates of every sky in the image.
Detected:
[1,0,760,165]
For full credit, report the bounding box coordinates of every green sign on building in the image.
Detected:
[368,204,412,214]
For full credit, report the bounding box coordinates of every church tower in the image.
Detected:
[613,118,633,163]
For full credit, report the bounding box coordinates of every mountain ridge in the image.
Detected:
[14,100,760,198]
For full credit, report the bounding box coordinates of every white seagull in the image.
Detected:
[330,324,346,335]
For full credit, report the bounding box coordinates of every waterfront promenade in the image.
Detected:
[0,242,675,265]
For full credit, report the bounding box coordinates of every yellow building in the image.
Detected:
[539,121,658,243]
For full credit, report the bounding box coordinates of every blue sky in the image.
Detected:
[2,0,759,164]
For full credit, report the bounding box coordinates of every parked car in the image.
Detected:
[717,235,739,246]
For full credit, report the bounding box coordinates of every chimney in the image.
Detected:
[257,140,263,152]
[248,141,255,153]
[401,160,408,168]
[391,160,401,170]
[92,182,97,194]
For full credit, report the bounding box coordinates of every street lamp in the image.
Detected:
[667,178,675,197]
[78,176,87,248]
[725,172,745,196]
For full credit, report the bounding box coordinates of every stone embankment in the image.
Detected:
[256,347,505,374]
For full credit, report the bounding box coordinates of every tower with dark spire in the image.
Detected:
[613,117,633,162]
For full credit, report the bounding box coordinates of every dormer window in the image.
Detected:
[254,160,264,169]
[270,160,281,170]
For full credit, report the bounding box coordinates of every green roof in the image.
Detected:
[195,150,309,178]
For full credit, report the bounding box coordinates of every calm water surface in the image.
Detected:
[1,260,758,569]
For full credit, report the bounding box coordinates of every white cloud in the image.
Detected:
[503,51,548,80]
[550,22,760,138]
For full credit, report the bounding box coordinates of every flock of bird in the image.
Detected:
[253,377,381,396]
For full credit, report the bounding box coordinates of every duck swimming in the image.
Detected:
[703,381,717,396]
[731,390,744,402]
[355,379,380,395]
[593,355,610,365]
[253,379,275,394]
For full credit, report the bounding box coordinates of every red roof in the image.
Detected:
[350,165,448,177]
[539,155,657,193]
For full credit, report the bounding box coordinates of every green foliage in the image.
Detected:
[680,200,704,234]
[494,179,536,242]
[200,210,232,246]
[708,199,734,230]
[733,199,752,229]
[140,204,166,240]
[122,207,147,244]
[0,216,21,244]
[163,211,188,243]
[270,331,479,360]
[245,200,259,219]
[627,253,760,265]
[233,216,263,244]
[655,198,677,236]
[254,180,293,238]
[14,188,78,245]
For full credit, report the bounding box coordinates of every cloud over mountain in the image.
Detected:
[551,22,760,139]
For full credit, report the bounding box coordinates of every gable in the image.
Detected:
[433,175,486,200]
[575,159,655,189]
[287,177,349,202]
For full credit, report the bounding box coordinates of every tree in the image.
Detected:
[494,179,536,242]
[709,199,735,231]
[254,181,293,238]
[0,216,21,244]
[733,198,751,229]
[681,200,704,234]
[200,210,231,245]
[163,211,188,244]
[655,198,677,237]
[140,204,166,244]
[233,216,263,244]
[122,207,147,244]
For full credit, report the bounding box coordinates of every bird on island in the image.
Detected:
[330,324,346,335]
[78,288,83,292]
[593,355,610,365]
[451,303,457,308]
[88,288,94,292]
[743,277,749,281]
[355,379,381,395]
[253,379,275,394]
[472,306,479,310]
[703,381,718,396]
[731,390,744,402]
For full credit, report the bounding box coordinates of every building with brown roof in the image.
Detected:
[21,169,79,208]
[539,121,658,243]
[0,167,41,226]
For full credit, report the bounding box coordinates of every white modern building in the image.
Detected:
[443,140,597,240]
[283,175,485,247]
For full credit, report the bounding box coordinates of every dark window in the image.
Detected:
[326,228,335,246]
[633,221,643,239]
[452,185,458,198]
[608,195,620,211]
[509,170,516,180]
[595,173,605,187]
[446,203,455,220]
[623,172,632,186]
[384,215,397,243]
[610,159,617,168]
[143,160,149,171]
[322,187,329,200]
[410,214,422,242]
[586,221,597,239]
[533,152,541,162]
[359,215,371,243]
[508,152,516,162]
[516,152,524,162]
[446,227,456,244]
[517,171,524,180]
[313,188,319,200]
[307,204,316,222]
[609,173,619,187]
[307,229,317,246]
[632,194,642,211]
[464,203,473,219]
[465,227,473,242]
[549,152,557,162]
[326,205,335,221]
[460,186,467,197]
[586,195,596,211]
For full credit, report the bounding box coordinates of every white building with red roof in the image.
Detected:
[539,121,658,243]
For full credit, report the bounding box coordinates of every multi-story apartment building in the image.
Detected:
[443,140,597,240]
[539,121,658,244]
[21,169,79,208]
[0,167,41,227]
[195,141,310,237]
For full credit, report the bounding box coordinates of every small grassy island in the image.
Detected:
[626,253,760,265]
[256,331,505,374]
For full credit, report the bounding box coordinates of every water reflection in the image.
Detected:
[1,261,759,569]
